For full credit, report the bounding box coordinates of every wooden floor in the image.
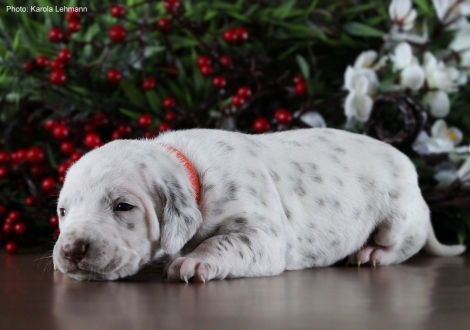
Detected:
[1,252,470,330]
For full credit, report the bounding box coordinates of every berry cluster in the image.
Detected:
[5,1,319,254]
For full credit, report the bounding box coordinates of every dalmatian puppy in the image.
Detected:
[53,128,465,282]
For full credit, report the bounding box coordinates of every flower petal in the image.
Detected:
[392,42,413,70]
[400,63,425,90]
[354,51,378,69]
[424,91,450,118]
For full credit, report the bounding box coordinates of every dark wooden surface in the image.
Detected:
[1,252,470,330]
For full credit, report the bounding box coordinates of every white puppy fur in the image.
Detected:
[53,128,465,282]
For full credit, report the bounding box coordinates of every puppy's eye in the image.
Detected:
[115,203,134,211]
[59,208,65,217]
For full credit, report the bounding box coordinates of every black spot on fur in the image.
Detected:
[358,175,376,191]
[127,223,134,230]
[216,141,235,151]
[239,251,244,259]
[311,175,323,184]
[334,147,346,154]
[316,198,325,206]
[334,176,344,187]
[389,189,400,200]
[330,155,342,164]
[294,178,307,196]
[318,136,329,143]
[139,163,147,169]
[292,162,304,173]
[234,217,248,226]
[269,169,280,183]
[239,234,251,246]
[247,170,257,178]
[307,162,318,171]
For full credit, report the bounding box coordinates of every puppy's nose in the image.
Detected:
[62,240,89,263]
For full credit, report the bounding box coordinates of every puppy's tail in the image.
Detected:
[424,226,466,257]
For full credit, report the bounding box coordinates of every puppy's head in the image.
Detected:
[53,140,202,281]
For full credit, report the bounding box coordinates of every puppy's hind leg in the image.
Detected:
[348,206,428,266]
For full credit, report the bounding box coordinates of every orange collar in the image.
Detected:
[160,144,201,205]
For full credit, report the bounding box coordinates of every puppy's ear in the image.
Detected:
[156,177,202,255]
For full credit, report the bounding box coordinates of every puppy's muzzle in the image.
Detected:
[62,239,89,264]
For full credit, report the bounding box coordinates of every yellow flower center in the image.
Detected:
[445,129,459,143]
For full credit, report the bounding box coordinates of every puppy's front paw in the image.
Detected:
[164,257,215,283]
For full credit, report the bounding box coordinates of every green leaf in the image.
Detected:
[296,54,310,80]
[343,22,385,38]
[120,79,145,107]
[146,90,160,113]
[276,0,296,19]
[12,30,20,52]
[414,0,430,13]
[119,108,140,119]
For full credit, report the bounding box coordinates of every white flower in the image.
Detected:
[391,42,425,90]
[389,0,417,31]
[424,52,460,92]
[422,52,460,117]
[434,163,458,188]
[457,157,470,186]
[423,91,451,117]
[353,51,388,71]
[412,119,462,155]
[343,66,378,123]
[432,0,470,29]
[450,28,470,71]
[388,22,429,44]
[295,111,327,128]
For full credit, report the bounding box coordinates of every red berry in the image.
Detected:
[253,118,270,133]
[142,77,156,91]
[50,215,59,227]
[11,149,27,165]
[220,56,232,68]
[25,196,35,207]
[50,59,64,71]
[67,20,81,33]
[293,75,305,85]
[65,11,79,22]
[231,95,245,107]
[138,114,152,128]
[52,125,70,140]
[70,152,82,162]
[93,113,108,126]
[157,18,172,33]
[36,56,49,69]
[5,242,17,254]
[0,151,9,163]
[48,28,64,43]
[164,0,180,12]
[197,56,211,68]
[50,70,67,86]
[163,97,176,110]
[43,120,56,131]
[295,82,307,96]
[111,130,122,140]
[29,165,43,179]
[84,123,96,133]
[57,49,72,64]
[0,166,8,180]
[200,65,213,77]
[84,133,101,149]
[60,141,75,155]
[58,162,71,176]
[42,178,56,192]
[159,123,170,133]
[212,76,227,89]
[274,109,293,125]
[223,30,238,43]
[23,62,34,73]
[14,223,26,236]
[106,69,122,84]
[234,27,249,42]
[236,86,252,99]
[143,132,157,139]
[0,205,5,215]
[117,124,132,136]
[111,5,125,18]
[26,147,45,164]
[7,211,20,223]
[3,223,13,235]
[164,111,176,123]
[109,26,126,42]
